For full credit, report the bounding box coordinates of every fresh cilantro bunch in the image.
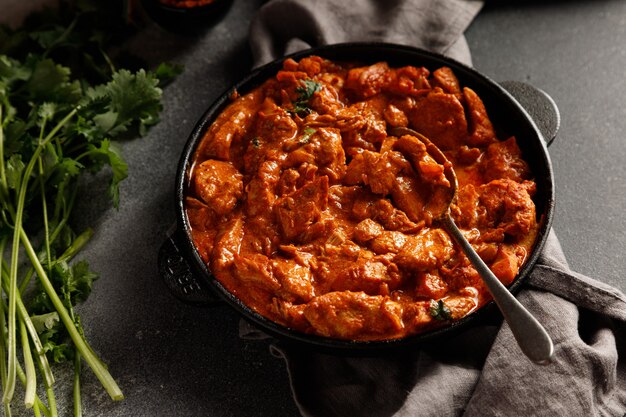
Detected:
[0,1,182,416]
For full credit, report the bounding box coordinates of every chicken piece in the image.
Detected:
[345,150,412,196]
[475,242,499,264]
[340,97,388,149]
[344,153,367,185]
[394,228,454,271]
[443,287,479,319]
[240,214,280,257]
[401,301,435,333]
[193,160,243,216]
[190,229,215,264]
[344,62,392,99]
[385,66,431,96]
[390,175,430,224]
[450,184,482,229]
[276,168,300,196]
[272,258,315,302]
[372,199,424,233]
[185,197,217,232]
[452,146,481,167]
[431,67,461,96]
[393,134,449,187]
[211,216,244,272]
[351,196,423,233]
[415,271,448,299]
[321,256,403,295]
[315,127,347,182]
[274,176,329,241]
[270,299,309,330]
[490,244,527,286]
[480,136,531,183]
[327,184,360,214]
[296,55,325,77]
[409,88,468,151]
[245,159,281,217]
[232,253,281,292]
[369,231,409,255]
[478,179,537,238]
[380,135,399,153]
[254,98,298,145]
[464,87,496,147]
[197,88,263,160]
[440,262,485,295]
[310,83,343,115]
[364,151,401,195]
[383,103,409,128]
[283,127,346,182]
[353,219,384,243]
[303,292,404,339]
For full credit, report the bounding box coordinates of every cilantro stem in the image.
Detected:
[15,361,51,417]
[73,353,82,417]
[37,145,53,275]
[0,271,56,387]
[20,228,124,401]
[42,375,58,417]
[3,108,78,405]
[0,262,55,388]
[20,321,36,408]
[0,105,8,197]
[0,239,9,398]
[56,229,93,265]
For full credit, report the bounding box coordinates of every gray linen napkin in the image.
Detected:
[249,0,483,67]
[247,1,626,415]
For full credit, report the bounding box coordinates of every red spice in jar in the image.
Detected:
[158,0,216,8]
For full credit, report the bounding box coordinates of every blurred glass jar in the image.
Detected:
[141,0,233,31]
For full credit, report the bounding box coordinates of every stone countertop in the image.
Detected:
[4,0,626,415]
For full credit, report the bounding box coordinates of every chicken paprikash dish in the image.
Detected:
[184,56,540,341]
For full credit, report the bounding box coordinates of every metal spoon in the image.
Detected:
[391,126,554,364]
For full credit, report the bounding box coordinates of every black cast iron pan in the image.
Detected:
[158,42,560,353]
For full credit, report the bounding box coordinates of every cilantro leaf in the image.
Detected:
[84,139,128,207]
[291,79,321,116]
[5,153,25,190]
[106,69,163,135]
[30,312,74,363]
[296,79,322,101]
[56,260,99,305]
[154,62,184,87]
[429,299,452,321]
[24,57,81,104]
[0,54,31,86]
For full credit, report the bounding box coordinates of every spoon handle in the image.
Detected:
[442,214,554,364]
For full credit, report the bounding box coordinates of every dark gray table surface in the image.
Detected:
[4,0,626,416]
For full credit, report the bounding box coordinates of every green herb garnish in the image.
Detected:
[291,79,321,116]
[0,1,180,415]
[429,299,452,321]
[298,127,317,145]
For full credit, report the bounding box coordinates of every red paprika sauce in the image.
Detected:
[185,56,540,341]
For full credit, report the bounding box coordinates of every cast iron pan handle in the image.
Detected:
[500,80,560,147]
[158,228,221,305]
